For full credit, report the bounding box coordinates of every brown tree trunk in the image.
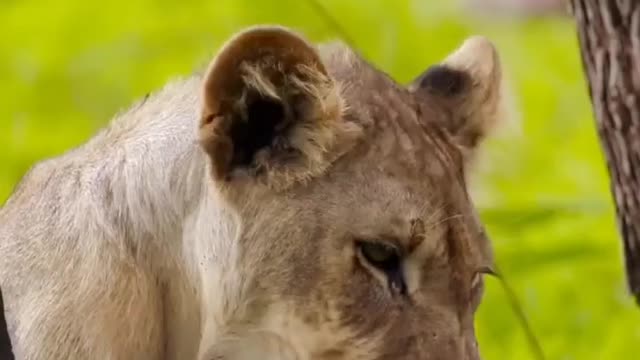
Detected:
[570,0,640,303]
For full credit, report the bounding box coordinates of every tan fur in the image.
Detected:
[0,26,506,360]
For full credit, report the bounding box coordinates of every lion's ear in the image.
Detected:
[410,36,504,150]
[199,26,346,185]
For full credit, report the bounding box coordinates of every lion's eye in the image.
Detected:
[358,241,400,270]
[357,241,406,295]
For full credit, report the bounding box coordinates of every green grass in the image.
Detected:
[1,0,639,358]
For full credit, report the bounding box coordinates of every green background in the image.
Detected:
[1,0,639,358]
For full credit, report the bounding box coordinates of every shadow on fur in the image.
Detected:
[0,286,14,360]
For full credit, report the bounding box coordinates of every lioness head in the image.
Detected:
[198,26,503,360]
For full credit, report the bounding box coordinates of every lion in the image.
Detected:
[0,26,506,359]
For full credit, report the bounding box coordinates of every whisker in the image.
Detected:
[423,213,465,230]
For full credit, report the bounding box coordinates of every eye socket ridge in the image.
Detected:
[356,240,407,296]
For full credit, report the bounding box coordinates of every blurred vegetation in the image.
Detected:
[1,0,639,358]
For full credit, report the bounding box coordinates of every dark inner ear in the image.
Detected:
[229,92,286,168]
[415,65,470,97]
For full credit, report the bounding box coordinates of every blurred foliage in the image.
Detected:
[1,0,639,358]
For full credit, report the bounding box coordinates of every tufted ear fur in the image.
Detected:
[409,36,504,151]
[199,26,355,189]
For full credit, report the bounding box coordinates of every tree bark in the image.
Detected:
[570,0,640,303]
